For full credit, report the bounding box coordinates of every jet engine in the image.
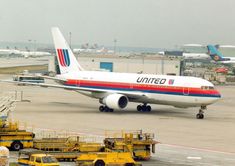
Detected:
[102,94,128,110]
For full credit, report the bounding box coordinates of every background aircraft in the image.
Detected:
[0,47,51,58]
[20,50,51,58]
[0,48,22,57]
[207,45,235,64]
[159,44,209,59]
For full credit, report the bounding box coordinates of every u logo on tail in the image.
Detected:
[57,49,70,67]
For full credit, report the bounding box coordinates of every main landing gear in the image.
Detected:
[137,104,152,112]
[196,106,206,119]
[99,105,114,112]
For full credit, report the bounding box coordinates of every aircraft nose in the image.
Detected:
[216,90,221,98]
[212,89,221,102]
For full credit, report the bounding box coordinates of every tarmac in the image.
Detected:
[0,57,48,68]
[0,74,235,165]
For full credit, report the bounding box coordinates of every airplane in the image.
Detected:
[182,52,209,59]
[0,48,51,58]
[158,44,210,59]
[181,44,209,59]
[0,48,22,57]
[3,27,221,119]
[73,47,114,54]
[20,50,51,58]
[207,45,235,63]
[158,51,209,59]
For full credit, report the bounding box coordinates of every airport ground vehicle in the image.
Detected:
[18,149,60,166]
[33,136,103,152]
[104,130,157,160]
[13,74,45,84]
[76,152,142,166]
[0,121,34,151]
[33,136,103,161]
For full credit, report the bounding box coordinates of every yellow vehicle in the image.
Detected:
[76,152,142,166]
[33,136,104,161]
[0,121,34,151]
[104,130,157,160]
[18,149,60,166]
[33,136,103,152]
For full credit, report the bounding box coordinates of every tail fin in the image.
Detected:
[207,45,224,61]
[51,27,84,74]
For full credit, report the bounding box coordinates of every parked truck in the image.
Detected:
[18,149,60,166]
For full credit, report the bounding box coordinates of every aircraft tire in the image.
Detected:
[99,105,104,112]
[137,105,142,112]
[142,105,148,112]
[146,105,151,112]
[196,113,204,119]
[200,114,204,119]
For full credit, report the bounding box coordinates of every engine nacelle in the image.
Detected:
[102,94,128,110]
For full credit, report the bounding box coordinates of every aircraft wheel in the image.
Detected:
[142,105,148,112]
[137,105,142,112]
[196,113,204,119]
[196,114,200,119]
[200,114,204,119]
[99,105,104,112]
[146,105,151,112]
[104,106,109,112]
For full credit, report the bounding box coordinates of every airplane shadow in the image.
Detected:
[46,101,195,119]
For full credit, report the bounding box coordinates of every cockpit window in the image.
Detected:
[201,86,214,90]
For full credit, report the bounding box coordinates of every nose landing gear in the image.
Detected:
[196,106,206,119]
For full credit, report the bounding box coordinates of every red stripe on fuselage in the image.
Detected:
[65,79,220,96]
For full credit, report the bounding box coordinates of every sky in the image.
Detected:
[0,0,235,48]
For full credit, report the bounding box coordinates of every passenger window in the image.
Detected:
[36,157,42,163]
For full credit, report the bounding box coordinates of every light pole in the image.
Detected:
[69,32,72,48]
[114,39,117,54]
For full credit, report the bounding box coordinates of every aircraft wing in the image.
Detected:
[216,45,235,48]
[0,80,146,100]
[37,75,67,82]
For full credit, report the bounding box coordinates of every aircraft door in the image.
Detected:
[76,80,80,86]
[183,85,189,95]
[130,83,133,89]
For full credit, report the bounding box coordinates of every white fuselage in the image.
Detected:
[220,57,235,63]
[59,71,221,108]
[183,53,209,59]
